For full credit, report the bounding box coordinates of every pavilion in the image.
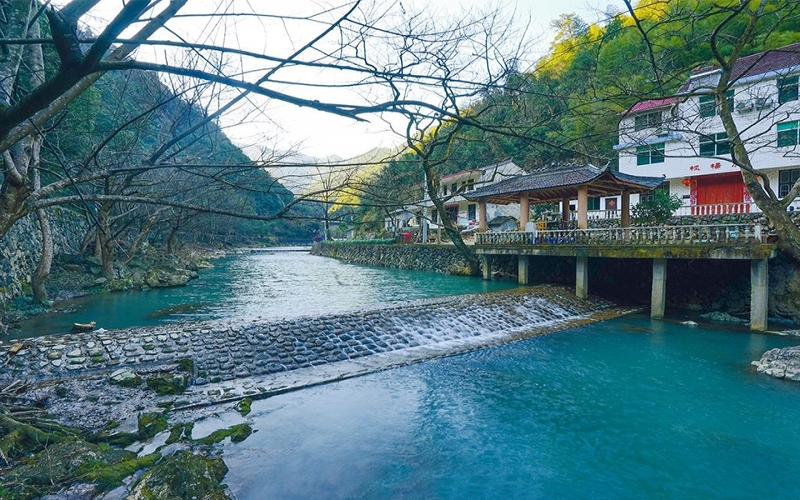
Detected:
[462,163,666,231]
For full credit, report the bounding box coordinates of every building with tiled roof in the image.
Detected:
[617,42,800,215]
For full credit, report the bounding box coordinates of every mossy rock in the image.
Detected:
[146,374,189,395]
[234,397,252,416]
[0,439,135,499]
[194,423,253,445]
[127,451,230,500]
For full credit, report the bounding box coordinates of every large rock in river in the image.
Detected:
[752,346,800,381]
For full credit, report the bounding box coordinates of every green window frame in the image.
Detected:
[778,75,799,104]
[699,90,734,118]
[779,169,800,198]
[699,132,731,157]
[634,111,662,131]
[777,121,800,147]
[636,143,665,165]
[587,197,600,211]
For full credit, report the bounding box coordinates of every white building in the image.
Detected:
[384,159,526,232]
[427,158,526,227]
[616,42,800,214]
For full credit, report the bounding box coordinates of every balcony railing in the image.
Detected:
[475,223,763,246]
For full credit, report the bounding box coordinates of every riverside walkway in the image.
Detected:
[0,287,633,414]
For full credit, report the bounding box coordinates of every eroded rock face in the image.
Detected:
[752,346,800,381]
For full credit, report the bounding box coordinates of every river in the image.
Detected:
[11,251,800,497]
[13,251,519,338]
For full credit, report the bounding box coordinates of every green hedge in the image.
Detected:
[324,239,397,245]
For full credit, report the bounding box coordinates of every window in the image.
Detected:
[636,143,665,165]
[634,111,662,131]
[777,120,800,147]
[699,90,734,117]
[467,203,477,221]
[441,185,448,196]
[451,183,458,195]
[779,169,800,197]
[699,132,731,157]
[779,75,799,104]
[641,181,670,202]
[587,197,600,211]
[466,179,475,191]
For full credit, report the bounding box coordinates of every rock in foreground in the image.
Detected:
[752,346,800,381]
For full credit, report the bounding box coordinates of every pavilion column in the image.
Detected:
[561,197,570,227]
[478,200,487,232]
[519,193,530,230]
[577,185,588,229]
[621,190,631,241]
[621,191,630,227]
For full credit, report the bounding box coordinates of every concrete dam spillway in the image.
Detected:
[0,286,634,409]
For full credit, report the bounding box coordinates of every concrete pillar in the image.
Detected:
[478,200,487,232]
[751,259,769,331]
[576,256,588,299]
[651,258,667,319]
[519,193,530,230]
[518,255,529,285]
[482,255,493,281]
[561,197,570,227]
[577,186,588,229]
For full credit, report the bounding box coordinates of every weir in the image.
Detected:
[0,286,634,407]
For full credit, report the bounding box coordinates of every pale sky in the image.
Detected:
[75,0,614,160]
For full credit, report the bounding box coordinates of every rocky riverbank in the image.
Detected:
[0,286,634,498]
[1,249,214,334]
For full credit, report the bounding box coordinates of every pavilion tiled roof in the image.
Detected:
[463,163,664,204]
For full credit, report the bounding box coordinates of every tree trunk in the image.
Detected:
[97,206,115,280]
[30,208,53,303]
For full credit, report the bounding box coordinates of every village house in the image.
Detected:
[616,42,800,215]
[384,159,526,233]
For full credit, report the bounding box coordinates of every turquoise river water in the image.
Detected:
[218,315,800,500]
[14,251,800,498]
[15,251,518,338]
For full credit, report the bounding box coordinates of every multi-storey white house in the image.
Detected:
[616,42,800,214]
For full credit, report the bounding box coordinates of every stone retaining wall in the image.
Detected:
[314,242,479,275]
[0,209,87,302]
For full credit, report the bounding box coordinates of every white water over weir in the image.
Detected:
[0,286,634,407]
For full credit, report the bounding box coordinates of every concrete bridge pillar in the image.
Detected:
[518,255,529,285]
[576,256,588,299]
[651,258,667,319]
[751,258,769,331]
[482,255,493,281]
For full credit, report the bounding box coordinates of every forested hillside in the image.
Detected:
[352,0,800,232]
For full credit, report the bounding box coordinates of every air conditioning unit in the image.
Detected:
[735,100,754,113]
[754,97,773,109]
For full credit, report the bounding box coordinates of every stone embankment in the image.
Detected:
[0,286,634,427]
[752,346,800,381]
